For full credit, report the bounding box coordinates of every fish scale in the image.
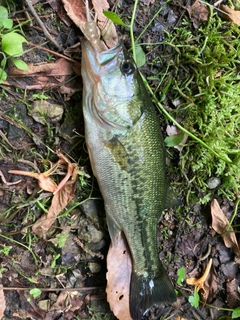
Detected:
[81,38,177,319]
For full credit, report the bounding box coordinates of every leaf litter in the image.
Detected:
[211,199,240,263]
[9,151,89,237]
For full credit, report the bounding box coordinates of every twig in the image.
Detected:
[0,170,21,185]
[73,237,104,260]
[29,42,81,66]
[25,0,63,51]
[0,130,18,150]
[1,286,103,291]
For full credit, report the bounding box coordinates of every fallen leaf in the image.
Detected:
[201,261,218,303]
[9,152,88,237]
[186,258,212,296]
[187,0,209,28]
[91,0,118,47]
[8,170,58,193]
[0,285,6,320]
[219,5,240,26]
[32,178,76,237]
[9,58,79,76]
[211,199,240,263]
[5,58,81,97]
[226,278,240,308]
[106,232,132,320]
[62,0,118,48]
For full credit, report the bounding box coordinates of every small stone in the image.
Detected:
[207,177,221,189]
[88,262,101,273]
[38,299,50,311]
[29,101,64,124]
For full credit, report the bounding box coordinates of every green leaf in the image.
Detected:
[2,18,13,29]
[103,10,129,28]
[51,253,60,268]
[135,45,146,67]
[188,290,199,308]
[29,288,42,299]
[232,307,240,318]
[55,233,68,248]
[0,246,12,256]
[0,6,8,24]
[165,132,185,147]
[2,32,27,56]
[0,68,7,83]
[177,266,185,285]
[12,59,29,70]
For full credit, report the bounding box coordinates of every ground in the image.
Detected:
[0,0,239,319]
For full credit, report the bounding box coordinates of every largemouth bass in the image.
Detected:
[81,35,176,319]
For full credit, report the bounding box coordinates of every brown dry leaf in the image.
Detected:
[62,0,118,48]
[211,199,240,263]
[219,5,240,26]
[187,0,209,28]
[8,170,57,193]
[186,258,212,296]
[9,58,81,76]
[226,278,240,308]
[32,179,76,237]
[61,0,86,29]
[106,232,132,320]
[91,0,118,47]
[201,261,218,303]
[6,58,81,96]
[0,285,6,319]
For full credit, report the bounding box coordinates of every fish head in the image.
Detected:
[81,39,144,129]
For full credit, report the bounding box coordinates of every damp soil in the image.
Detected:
[0,0,239,320]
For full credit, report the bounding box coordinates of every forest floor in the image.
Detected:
[0,0,239,319]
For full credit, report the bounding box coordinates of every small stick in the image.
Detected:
[25,0,63,51]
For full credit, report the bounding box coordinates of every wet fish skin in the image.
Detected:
[81,39,176,320]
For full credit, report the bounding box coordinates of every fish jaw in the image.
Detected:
[81,39,143,130]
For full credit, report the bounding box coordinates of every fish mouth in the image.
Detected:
[81,38,124,72]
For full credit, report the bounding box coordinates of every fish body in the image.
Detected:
[81,39,176,319]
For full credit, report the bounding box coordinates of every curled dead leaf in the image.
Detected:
[8,170,57,193]
[186,258,212,296]
[62,0,118,48]
[106,232,132,320]
[9,151,88,237]
[219,5,240,26]
[211,199,240,263]
[187,0,209,28]
[32,179,76,237]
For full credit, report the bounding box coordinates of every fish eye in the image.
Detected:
[121,60,135,75]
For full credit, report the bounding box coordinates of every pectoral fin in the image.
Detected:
[104,136,130,171]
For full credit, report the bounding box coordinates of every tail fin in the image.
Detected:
[130,268,176,320]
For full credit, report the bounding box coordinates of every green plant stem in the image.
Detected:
[135,0,172,44]
[0,234,37,263]
[140,73,232,164]
[227,197,240,230]
[129,0,139,62]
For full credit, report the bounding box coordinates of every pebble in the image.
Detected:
[207,177,221,189]
[88,262,101,273]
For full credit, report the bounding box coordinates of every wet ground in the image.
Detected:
[0,0,239,319]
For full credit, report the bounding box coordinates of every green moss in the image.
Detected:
[158,12,240,203]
